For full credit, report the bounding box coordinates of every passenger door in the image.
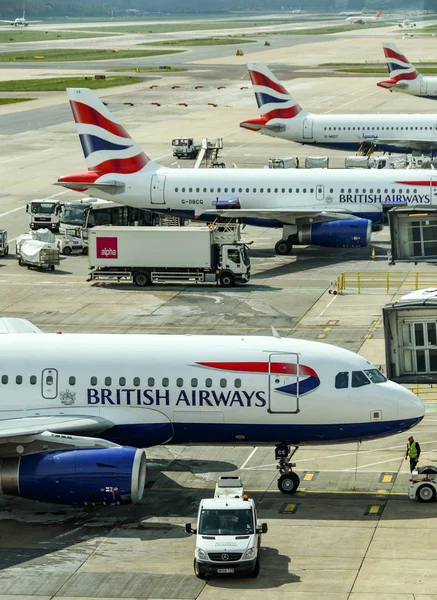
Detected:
[41,368,58,399]
[315,185,325,201]
[268,353,300,413]
[150,175,166,205]
[420,79,428,95]
[303,118,313,140]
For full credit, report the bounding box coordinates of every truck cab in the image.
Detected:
[26,199,62,232]
[185,476,267,579]
[172,137,200,159]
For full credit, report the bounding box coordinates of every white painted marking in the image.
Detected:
[324,90,379,114]
[54,525,84,540]
[240,447,257,470]
[318,294,337,317]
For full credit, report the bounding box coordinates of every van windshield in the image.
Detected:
[199,509,254,535]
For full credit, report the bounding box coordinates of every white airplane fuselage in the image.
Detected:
[0,333,424,446]
[385,76,437,100]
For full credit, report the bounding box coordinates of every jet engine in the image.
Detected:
[0,446,146,505]
[296,218,372,248]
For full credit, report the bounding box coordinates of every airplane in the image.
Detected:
[345,9,382,23]
[0,318,424,505]
[241,62,437,159]
[377,43,437,100]
[56,88,437,256]
[0,10,40,26]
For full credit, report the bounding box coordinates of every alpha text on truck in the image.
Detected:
[88,225,250,287]
[185,476,268,579]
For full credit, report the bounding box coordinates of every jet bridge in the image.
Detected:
[388,207,437,264]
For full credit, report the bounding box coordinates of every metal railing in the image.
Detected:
[406,384,437,412]
[337,272,437,294]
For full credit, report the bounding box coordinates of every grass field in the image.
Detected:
[72,20,294,34]
[0,97,36,105]
[147,37,256,46]
[0,76,141,92]
[0,29,117,43]
[0,48,183,62]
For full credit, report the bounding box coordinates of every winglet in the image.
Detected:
[271,326,281,339]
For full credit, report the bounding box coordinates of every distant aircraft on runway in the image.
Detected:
[0,10,41,26]
[241,61,437,157]
[57,88,437,255]
[378,43,437,100]
[0,317,424,504]
[345,9,382,24]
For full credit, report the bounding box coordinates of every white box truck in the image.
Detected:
[88,225,250,287]
[185,476,268,579]
[26,199,62,231]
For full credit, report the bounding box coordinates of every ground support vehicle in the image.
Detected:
[56,236,88,256]
[172,137,201,159]
[305,156,329,168]
[268,157,297,168]
[88,225,250,287]
[26,199,62,231]
[0,230,8,256]
[408,466,437,502]
[16,230,60,271]
[185,477,268,579]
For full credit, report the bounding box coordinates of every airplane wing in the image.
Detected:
[204,207,367,225]
[0,415,117,457]
[361,134,437,153]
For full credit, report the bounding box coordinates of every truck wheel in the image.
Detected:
[4,246,8,256]
[51,265,55,271]
[133,271,150,287]
[249,559,260,578]
[278,473,300,494]
[63,246,72,256]
[416,484,436,502]
[219,272,235,287]
[194,559,207,579]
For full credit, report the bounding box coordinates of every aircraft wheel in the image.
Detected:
[277,472,300,494]
[275,240,292,255]
[416,483,436,503]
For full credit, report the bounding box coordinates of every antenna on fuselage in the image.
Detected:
[271,326,281,339]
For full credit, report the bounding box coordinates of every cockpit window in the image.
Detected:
[335,372,349,389]
[364,369,387,383]
[352,371,371,388]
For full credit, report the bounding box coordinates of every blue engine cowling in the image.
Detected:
[297,219,372,248]
[0,447,146,506]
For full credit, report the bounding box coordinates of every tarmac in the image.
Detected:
[0,12,437,600]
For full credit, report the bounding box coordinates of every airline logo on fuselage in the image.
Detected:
[339,193,430,205]
[96,236,118,259]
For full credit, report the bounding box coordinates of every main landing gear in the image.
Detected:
[275,239,293,256]
[275,443,300,494]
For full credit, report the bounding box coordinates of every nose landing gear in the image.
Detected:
[275,443,300,494]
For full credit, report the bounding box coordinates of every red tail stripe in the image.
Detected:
[197,361,318,379]
[391,72,418,82]
[396,180,437,186]
[70,100,130,139]
[91,153,149,175]
[383,47,410,64]
[248,71,289,96]
[263,105,302,120]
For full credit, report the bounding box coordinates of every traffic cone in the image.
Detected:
[371,247,376,260]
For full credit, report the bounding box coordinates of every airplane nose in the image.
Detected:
[398,384,425,424]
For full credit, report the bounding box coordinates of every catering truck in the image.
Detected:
[185,477,268,579]
[88,225,250,287]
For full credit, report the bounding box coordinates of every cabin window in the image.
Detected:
[370,189,373,194]
[335,372,349,389]
[203,188,207,193]
[206,378,213,388]
[235,378,242,388]
[210,188,214,193]
[217,188,221,193]
[90,376,97,386]
[16,375,22,385]
[348,188,352,193]
[220,378,227,388]
[119,377,126,386]
[330,188,333,193]
[246,188,249,193]
[328,127,331,131]
[1,375,7,384]
[224,188,228,193]
[30,375,37,385]
[191,378,198,387]
[253,188,256,193]
[196,188,199,193]
[310,188,314,193]
[182,187,185,192]
[238,188,242,193]
[341,188,344,193]
[260,188,264,193]
[274,188,278,193]
[289,188,292,193]
[105,377,111,386]
[162,378,169,387]
[296,188,300,193]
[413,189,417,194]
[406,189,410,194]
[69,376,76,386]
[303,188,306,193]
[392,189,395,194]
[175,187,178,192]
[352,371,371,388]
[282,188,285,193]
[267,188,271,193]
[232,188,236,193]
[355,189,359,193]
[133,377,140,387]
[148,377,154,387]
[176,377,183,387]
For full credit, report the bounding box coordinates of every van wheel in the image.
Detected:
[219,272,235,287]
[194,559,207,579]
[63,246,72,255]
[133,271,150,287]
[417,484,436,502]
[249,559,260,578]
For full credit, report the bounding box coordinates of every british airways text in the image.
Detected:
[339,193,430,204]
[87,388,267,407]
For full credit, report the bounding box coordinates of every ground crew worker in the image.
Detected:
[295,157,300,169]
[405,435,421,473]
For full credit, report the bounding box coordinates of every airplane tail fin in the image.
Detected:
[377,43,419,89]
[66,88,155,175]
[241,62,307,131]
[375,9,381,17]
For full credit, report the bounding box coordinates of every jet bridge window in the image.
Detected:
[335,372,349,389]
[1,375,7,384]
[364,369,386,383]
[69,376,76,386]
[30,376,37,385]
[352,371,371,388]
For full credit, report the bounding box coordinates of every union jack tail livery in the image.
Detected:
[378,43,419,90]
[67,88,154,175]
[241,62,307,132]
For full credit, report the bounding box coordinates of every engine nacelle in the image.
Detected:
[296,219,372,248]
[0,447,146,506]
